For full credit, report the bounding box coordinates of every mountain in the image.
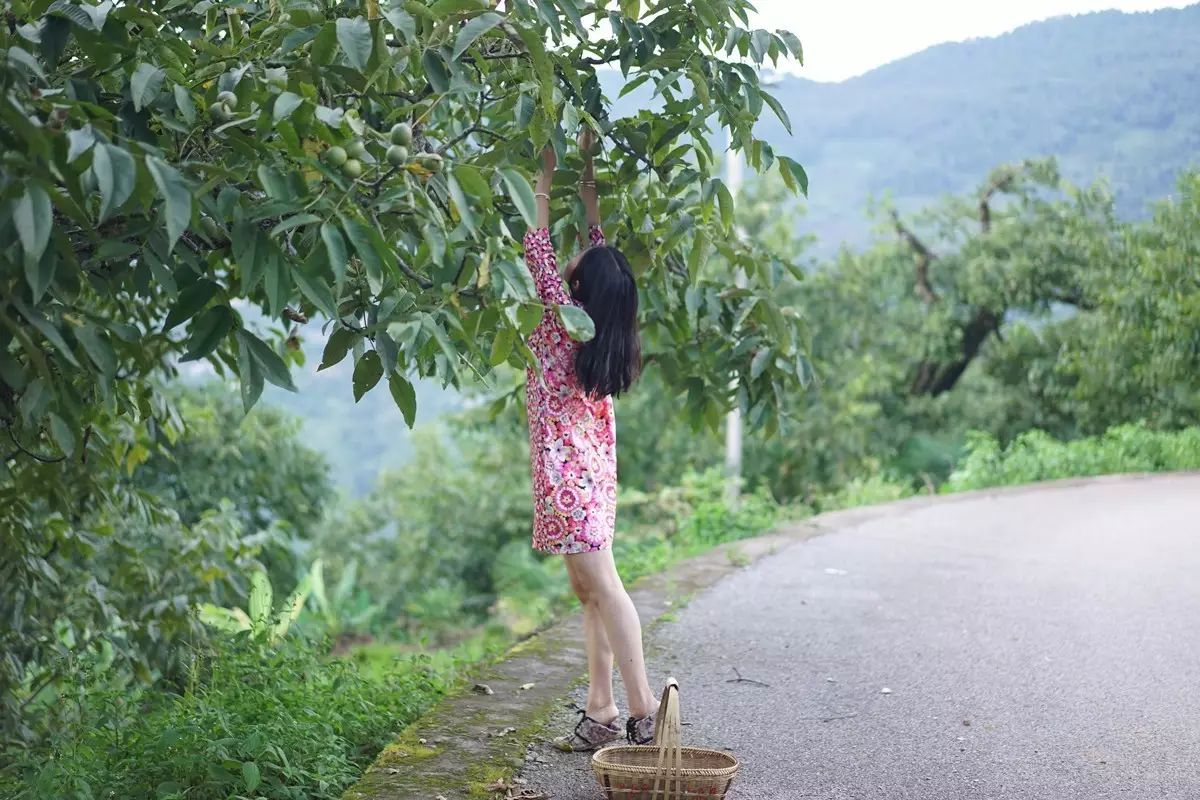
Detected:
[266,5,1200,494]
[745,5,1200,245]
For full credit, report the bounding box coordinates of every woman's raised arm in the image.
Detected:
[578,128,601,230]
[534,145,555,230]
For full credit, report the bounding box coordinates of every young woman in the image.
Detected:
[523,131,659,751]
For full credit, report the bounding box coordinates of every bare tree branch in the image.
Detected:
[890,210,938,305]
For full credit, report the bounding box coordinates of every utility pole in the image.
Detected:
[724,132,744,508]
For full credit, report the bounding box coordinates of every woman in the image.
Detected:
[523,130,659,751]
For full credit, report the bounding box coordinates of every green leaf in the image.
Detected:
[11,298,80,367]
[232,223,267,293]
[452,164,491,202]
[779,156,809,197]
[489,326,513,366]
[238,330,297,392]
[15,185,52,265]
[47,413,75,458]
[319,328,355,371]
[498,168,537,227]
[197,603,252,633]
[446,174,476,234]
[145,157,192,251]
[495,259,537,302]
[273,91,304,122]
[40,16,69,67]
[291,266,338,319]
[557,304,595,342]
[24,247,56,305]
[352,350,383,401]
[335,17,373,71]
[270,213,320,236]
[130,62,165,111]
[384,7,416,41]
[452,11,503,59]
[181,305,235,362]
[375,330,399,374]
[66,126,96,162]
[320,222,349,286]
[248,571,273,629]
[534,0,562,40]
[237,327,264,412]
[388,372,417,428]
[777,29,804,63]
[516,93,534,129]
[339,215,385,294]
[750,29,771,63]
[750,346,772,381]
[242,762,260,793]
[163,279,218,332]
[92,144,136,223]
[761,91,792,134]
[75,323,117,377]
[311,22,338,65]
[48,1,92,30]
[421,49,450,93]
[173,84,196,123]
[715,180,735,229]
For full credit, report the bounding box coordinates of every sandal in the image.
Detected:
[625,712,656,745]
[553,708,622,752]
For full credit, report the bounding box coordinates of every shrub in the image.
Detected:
[945,423,1200,492]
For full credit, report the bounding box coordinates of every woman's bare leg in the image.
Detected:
[581,602,618,722]
[565,549,658,718]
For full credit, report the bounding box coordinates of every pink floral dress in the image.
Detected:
[524,224,617,554]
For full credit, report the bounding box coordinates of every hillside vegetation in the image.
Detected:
[754,5,1200,245]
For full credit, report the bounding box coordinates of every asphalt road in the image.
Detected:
[521,475,1200,799]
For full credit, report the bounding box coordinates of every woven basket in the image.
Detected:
[591,679,740,799]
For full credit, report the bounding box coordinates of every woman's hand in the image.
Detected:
[577,128,600,228]
[577,127,595,156]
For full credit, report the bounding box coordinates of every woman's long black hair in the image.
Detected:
[570,245,641,398]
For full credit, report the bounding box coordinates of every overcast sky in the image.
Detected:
[748,1,1195,81]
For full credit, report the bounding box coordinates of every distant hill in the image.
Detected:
[743,5,1200,245]
[267,5,1200,494]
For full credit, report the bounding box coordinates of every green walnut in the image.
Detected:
[389,122,413,146]
[417,153,443,173]
[342,158,363,178]
[325,145,348,166]
[386,145,408,166]
[217,90,238,110]
[346,140,369,160]
[209,102,234,122]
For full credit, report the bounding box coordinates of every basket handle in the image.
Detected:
[651,678,682,798]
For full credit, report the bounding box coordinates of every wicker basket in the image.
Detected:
[591,679,740,799]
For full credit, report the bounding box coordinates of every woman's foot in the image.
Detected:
[625,711,656,744]
[553,708,621,752]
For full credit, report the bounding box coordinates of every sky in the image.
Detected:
[748,1,1196,82]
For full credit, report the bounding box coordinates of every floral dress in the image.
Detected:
[524,224,617,555]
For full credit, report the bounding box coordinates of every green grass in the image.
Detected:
[4,638,459,800]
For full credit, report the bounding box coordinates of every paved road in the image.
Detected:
[521,475,1200,799]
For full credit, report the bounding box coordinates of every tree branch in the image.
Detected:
[6,429,67,463]
[890,210,938,304]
